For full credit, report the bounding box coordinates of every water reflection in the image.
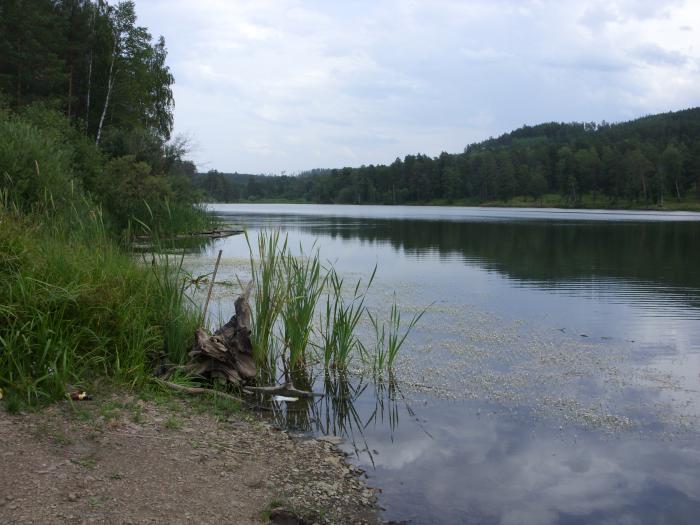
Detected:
[201,204,700,524]
[212,209,700,296]
[265,371,700,525]
[269,370,405,465]
[368,397,700,524]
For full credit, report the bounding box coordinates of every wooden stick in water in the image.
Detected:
[202,249,223,327]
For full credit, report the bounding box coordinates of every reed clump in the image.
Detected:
[245,231,424,377]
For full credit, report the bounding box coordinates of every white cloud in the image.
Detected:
[135,0,700,173]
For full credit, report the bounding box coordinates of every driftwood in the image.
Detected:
[135,229,244,242]
[184,284,322,399]
[187,286,256,385]
[156,379,245,403]
[246,382,323,398]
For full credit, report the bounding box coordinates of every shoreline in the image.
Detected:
[206,198,700,214]
[0,389,380,525]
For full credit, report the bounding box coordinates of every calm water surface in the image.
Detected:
[197,204,700,524]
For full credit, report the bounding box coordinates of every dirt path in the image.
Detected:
[0,391,379,524]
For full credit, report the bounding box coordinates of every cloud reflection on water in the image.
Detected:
[199,204,700,524]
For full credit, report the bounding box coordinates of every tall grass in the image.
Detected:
[247,231,287,368]
[129,199,213,241]
[319,268,375,370]
[0,200,200,409]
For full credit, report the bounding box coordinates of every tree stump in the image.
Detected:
[187,287,256,384]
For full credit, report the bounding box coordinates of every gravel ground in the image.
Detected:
[0,390,379,525]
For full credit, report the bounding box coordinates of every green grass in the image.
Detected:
[247,230,287,369]
[163,415,182,429]
[476,193,700,211]
[0,202,201,409]
[319,267,375,371]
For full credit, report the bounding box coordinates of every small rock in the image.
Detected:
[67,492,79,502]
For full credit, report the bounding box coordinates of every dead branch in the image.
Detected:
[246,382,323,398]
[156,379,244,403]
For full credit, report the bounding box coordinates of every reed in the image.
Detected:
[318,267,376,370]
[242,230,424,379]
[280,244,326,370]
[247,231,287,367]
[366,296,428,373]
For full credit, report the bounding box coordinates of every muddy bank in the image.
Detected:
[0,391,379,524]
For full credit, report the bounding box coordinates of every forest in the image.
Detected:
[0,0,206,408]
[0,0,202,230]
[197,108,700,208]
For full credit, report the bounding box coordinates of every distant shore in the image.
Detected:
[206,194,700,213]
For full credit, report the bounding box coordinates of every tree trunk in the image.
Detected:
[186,288,256,384]
[85,50,92,130]
[95,47,115,145]
[15,36,21,107]
[67,64,73,118]
[85,6,96,132]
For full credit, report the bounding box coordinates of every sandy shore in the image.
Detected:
[0,390,379,524]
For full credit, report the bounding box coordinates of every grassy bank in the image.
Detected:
[0,200,203,411]
[0,99,217,410]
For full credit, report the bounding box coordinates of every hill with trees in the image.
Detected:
[197,108,700,209]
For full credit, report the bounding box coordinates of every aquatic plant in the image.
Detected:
[244,230,425,379]
[318,267,375,371]
[365,296,428,373]
[247,231,288,367]
[281,244,326,370]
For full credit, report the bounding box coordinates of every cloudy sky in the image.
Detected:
[134,0,700,174]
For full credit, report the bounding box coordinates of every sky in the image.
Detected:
[134,0,700,174]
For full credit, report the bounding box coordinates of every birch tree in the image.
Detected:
[95,1,135,144]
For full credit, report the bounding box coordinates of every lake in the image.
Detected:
[193,204,700,524]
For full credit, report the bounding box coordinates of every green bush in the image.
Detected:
[0,111,76,210]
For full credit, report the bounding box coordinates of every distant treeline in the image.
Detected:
[196,108,700,206]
